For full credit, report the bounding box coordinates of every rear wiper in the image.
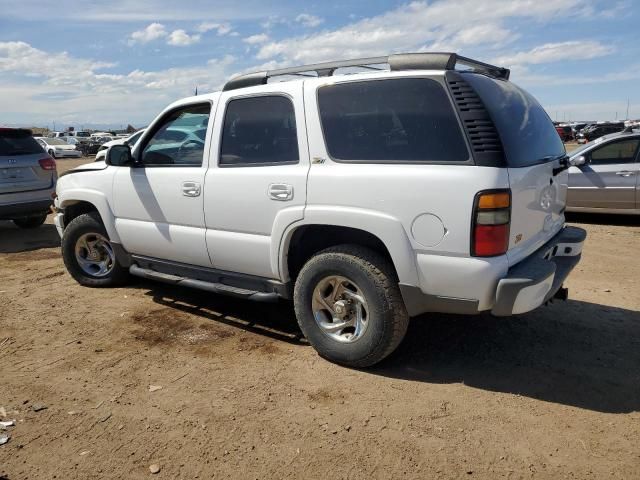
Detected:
[551,155,570,176]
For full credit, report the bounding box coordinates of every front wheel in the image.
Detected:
[293,245,409,368]
[61,212,129,287]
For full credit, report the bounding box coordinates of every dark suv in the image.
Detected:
[0,128,57,228]
[577,123,625,143]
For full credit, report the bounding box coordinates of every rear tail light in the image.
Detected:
[39,157,57,171]
[472,190,511,257]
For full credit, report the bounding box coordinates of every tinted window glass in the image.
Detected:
[220,96,298,166]
[0,130,44,156]
[318,78,468,162]
[464,73,565,167]
[590,139,639,165]
[141,104,210,166]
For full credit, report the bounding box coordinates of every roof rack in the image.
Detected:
[223,52,510,91]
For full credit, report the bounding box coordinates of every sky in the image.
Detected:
[0,0,638,129]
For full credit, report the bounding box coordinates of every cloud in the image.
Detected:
[243,33,270,45]
[197,22,234,36]
[0,0,286,22]
[0,40,236,125]
[167,29,201,46]
[128,23,167,45]
[256,0,587,64]
[495,41,614,66]
[295,14,323,28]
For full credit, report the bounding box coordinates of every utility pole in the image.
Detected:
[626,98,630,120]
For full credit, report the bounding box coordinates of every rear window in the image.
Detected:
[464,74,565,167]
[317,78,469,163]
[0,130,44,156]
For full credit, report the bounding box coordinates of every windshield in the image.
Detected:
[463,73,565,167]
[0,130,44,156]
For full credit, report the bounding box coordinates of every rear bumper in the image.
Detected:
[55,151,83,158]
[400,225,586,317]
[0,199,52,220]
[491,226,586,316]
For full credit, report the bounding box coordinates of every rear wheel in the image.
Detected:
[61,212,129,287]
[293,245,409,368]
[12,214,48,229]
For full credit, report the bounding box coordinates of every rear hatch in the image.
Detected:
[463,73,568,266]
[0,129,54,195]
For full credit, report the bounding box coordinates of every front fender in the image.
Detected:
[58,189,119,243]
[277,205,420,286]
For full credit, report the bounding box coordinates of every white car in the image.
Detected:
[53,52,586,367]
[35,137,82,158]
[94,129,145,162]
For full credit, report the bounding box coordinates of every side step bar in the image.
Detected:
[129,264,279,302]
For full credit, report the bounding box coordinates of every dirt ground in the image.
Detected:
[1,157,639,479]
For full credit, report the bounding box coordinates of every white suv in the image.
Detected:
[53,53,586,367]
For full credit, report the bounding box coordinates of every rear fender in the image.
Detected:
[277,206,419,285]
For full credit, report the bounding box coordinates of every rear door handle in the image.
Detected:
[268,183,293,201]
[615,171,636,177]
[182,181,201,197]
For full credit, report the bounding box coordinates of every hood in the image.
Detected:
[59,160,108,177]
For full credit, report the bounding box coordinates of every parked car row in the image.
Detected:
[555,121,629,143]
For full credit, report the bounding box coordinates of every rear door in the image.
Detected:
[203,82,309,279]
[569,137,639,210]
[0,129,52,195]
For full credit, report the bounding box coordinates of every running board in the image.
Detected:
[129,264,279,302]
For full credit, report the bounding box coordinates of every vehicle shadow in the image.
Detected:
[372,300,640,414]
[141,281,640,413]
[143,281,305,345]
[0,219,60,253]
[566,212,640,227]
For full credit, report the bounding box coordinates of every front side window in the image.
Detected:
[590,138,639,165]
[317,78,469,163]
[220,96,299,166]
[140,103,210,166]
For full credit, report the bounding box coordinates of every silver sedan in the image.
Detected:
[567,130,640,214]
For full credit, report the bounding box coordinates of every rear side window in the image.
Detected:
[220,96,299,166]
[590,139,639,165]
[317,78,468,163]
[0,130,44,156]
[464,73,565,167]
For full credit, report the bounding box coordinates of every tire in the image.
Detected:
[293,245,409,368]
[12,213,48,229]
[61,212,129,287]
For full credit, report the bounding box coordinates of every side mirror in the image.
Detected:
[569,155,586,167]
[105,144,133,166]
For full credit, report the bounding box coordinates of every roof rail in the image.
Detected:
[223,52,510,91]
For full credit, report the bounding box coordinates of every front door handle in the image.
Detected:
[615,171,636,177]
[182,181,201,197]
[268,183,293,201]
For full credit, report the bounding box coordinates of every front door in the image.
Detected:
[112,101,214,267]
[203,83,309,280]
[568,137,640,210]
